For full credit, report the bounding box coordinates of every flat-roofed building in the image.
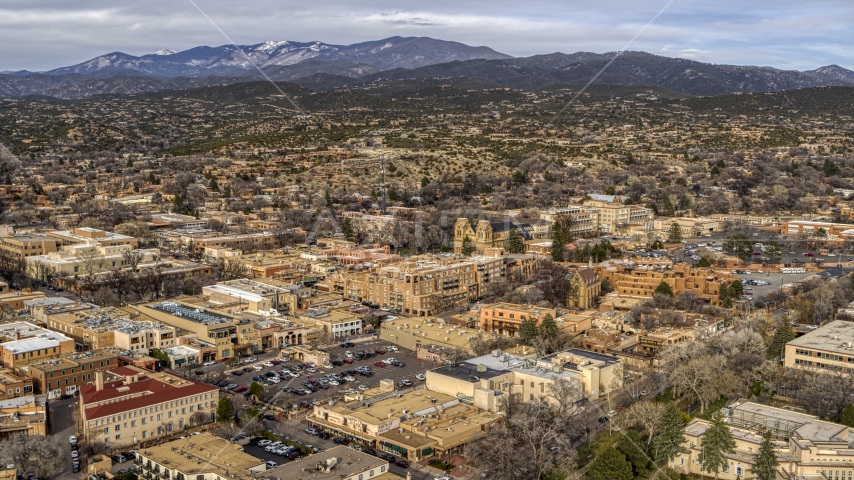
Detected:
[0,395,47,438]
[134,432,264,480]
[671,399,854,480]
[80,366,219,448]
[148,213,209,230]
[0,321,75,368]
[45,227,138,248]
[0,290,47,311]
[40,303,176,352]
[0,368,33,399]
[0,234,57,262]
[308,390,502,462]
[597,261,738,304]
[784,320,854,371]
[380,316,478,354]
[479,303,557,337]
[203,278,294,315]
[261,445,393,480]
[301,307,363,339]
[134,300,261,361]
[26,351,117,398]
[25,243,159,277]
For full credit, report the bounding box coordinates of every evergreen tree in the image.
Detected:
[729,280,744,298]
[550,220,565,261]
[461,235,474,256]
[667,222,683,242]
[654,281,674,297]
[539,314,558,340]
[700,412,737,479]
[767,321,796,357]
[216,396,233,423]
[209,177,219,192]
[616,429,649,476]
[697,257,712,268]
[601,277,614,294]
[342,217,354,242]
[654,403,687,464]
[249,381,266,401]
[750,430,778,480]
[841,404,854,428]
[587,447,634,480]
[505,229,525,253]
[519,318,539,343]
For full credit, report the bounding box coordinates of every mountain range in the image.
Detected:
[1,36,853,99]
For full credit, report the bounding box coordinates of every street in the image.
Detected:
[47,396,78,479]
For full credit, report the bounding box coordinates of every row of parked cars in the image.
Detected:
[302,429,411,468]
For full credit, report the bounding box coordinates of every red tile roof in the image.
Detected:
[80,372,217,421]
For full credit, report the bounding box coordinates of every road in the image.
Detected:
[48,396,79,478]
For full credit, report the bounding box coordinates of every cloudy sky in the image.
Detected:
[2,0,852,72]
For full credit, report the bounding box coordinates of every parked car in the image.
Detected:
[415,373,426,381]
[305,427,319,436]
[396,460,410,468]
[379,453,396,462]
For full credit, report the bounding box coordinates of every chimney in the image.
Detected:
[95,371,105,391]
[15,332,20,340]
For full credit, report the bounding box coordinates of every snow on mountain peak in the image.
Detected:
[256,41,290,54]
[154,49,176,55]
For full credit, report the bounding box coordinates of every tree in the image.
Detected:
[209,177,220,192]
[505,228,525,253]
[342,217,354,242]
[750,430,778,480]
[248,381,265,401]
[842,404,854,428]
[764,241,782,263]
[601,277,614,294]
[0,434,66,480]
[700,412,737,479]
[667,222,683,242]
[767,321,796,358]
[620,400,666,447]
[519,317,539,343]
[723,233,753,261]
[654,281,674,297]
[654,403,687,465]
[697,257,712,268]
[550,218,572,262]
[616,429,650,476]
[539,314,558,341]
[587,447,633,480]
[216,396,234,423]
[461,235,474,256]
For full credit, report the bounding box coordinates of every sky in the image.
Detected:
[1,0,853,72]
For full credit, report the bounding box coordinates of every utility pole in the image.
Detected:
[380,154,387,214]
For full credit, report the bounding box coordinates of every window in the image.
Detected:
[735,466,743,476]
[115,425,120,432]
[103,428,109,435]
[115,435,120,440]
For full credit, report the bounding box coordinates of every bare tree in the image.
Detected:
[0,434,66,479]
[618,400,665,447]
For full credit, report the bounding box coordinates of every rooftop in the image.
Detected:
[261,446,387,480]
[787,320,854,353]
[149,301,235,325]
[138,432,262,479]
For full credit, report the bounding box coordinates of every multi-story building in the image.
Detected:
[426,349,620,406]
[567,268,601,309]
[24,242,159,277]
[0,321,75,368]
[784,320,854,371]
[0,395,47,438]
[134,300,261,361]
[539,206,601,237]
[652,217,722,238]
[0,368,33,399]
[671,399,854,480]
[40,304,176,352]
[333,254,514,316]
[781,220,854,240]
[452,218,537,254]
[202,278,295,315]
[45,227,138,248]
[0,234,58,263]
[583,200,655,235]
[134,432,265,480]
[308,389,502,463]
[80,366,219,448]
[27,351,117,398]
[300,307,362,339]
[479,303,558,337]
[597,262,738,304]
[264,446,393,480]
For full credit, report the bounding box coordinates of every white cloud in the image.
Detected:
[0,0,852,71]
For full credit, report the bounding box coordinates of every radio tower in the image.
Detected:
[380,154,387,214]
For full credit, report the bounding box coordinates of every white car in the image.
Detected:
[268,377,281,384]
[290,372,301,378]
[328,380,339,386]
[343,388,358,395]
[358,385,369,391]
[263,362,274,367]
[386,346,398,352]
[415,373,426,381]
[258,440,272,446]
[345,351,354,358]
[323,364,334,369]
[385,358,397,364]
[253,364,264,371]
[343,375,356,382]
[203,361,216,366]
[379,306,391,312]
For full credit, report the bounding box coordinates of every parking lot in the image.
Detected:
[206,341,428,409]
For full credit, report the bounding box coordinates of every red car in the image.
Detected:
[233,386,248,393]
[804,253,815,257]
[374,350,386,355]
[374,361,386,367]
[342,358,353,364]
